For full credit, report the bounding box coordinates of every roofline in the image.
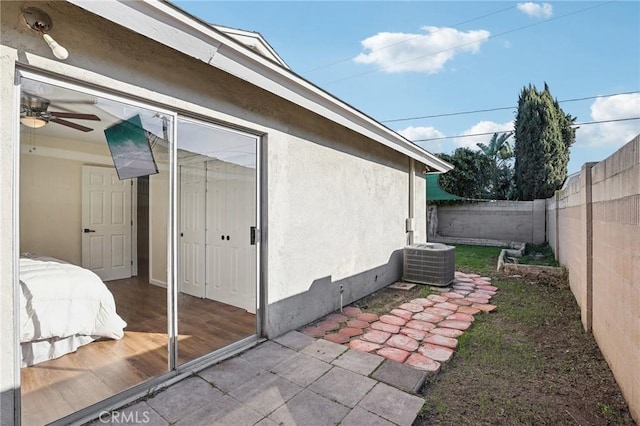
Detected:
[67,0,453,172]
[211,24,290,69]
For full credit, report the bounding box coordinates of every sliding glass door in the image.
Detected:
[17,73,260,425]
[176,118,258,365]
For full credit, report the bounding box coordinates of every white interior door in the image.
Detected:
[82,165,132,281]
[179,163,206,298]
[205,160,256,313]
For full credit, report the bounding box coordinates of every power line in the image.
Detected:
[382,91,640,123]
[410,117,640,143]
[323,1,616,86]
[303,5,518,74]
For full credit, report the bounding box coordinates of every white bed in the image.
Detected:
[19,254,127,367]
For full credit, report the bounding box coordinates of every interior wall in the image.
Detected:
[19,137,112,265]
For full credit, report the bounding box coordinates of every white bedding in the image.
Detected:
[20,255,127,366]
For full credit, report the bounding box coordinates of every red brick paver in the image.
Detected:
[400,327,427,341]
[424,333,458,349]
[324,333,350,344]
[357,312,378,323]
[406,353,441,372]
[430,327,464,338]
[390,309,414,321]
[342,306,362,317]
[405,320,437,332]
[339,327,364,337]
[349,339,382,352]
[346,319,369,329]
[362,329,391,344]
[380,314,407,326]
[299,269,500,375]
[418,343,455,362]
[398,302,424,313]
[386,334,420,352]
[410,298,435,308]
[377,347,410,363]
[370,321,401,334]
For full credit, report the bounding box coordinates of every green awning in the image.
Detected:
[426,173,466,201]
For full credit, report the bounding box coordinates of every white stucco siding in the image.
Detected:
[267,131,410,303]
[0,45,19,426]
[415,173,427,242]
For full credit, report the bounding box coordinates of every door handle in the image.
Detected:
[250,227,260,245]
[83,228,96,233]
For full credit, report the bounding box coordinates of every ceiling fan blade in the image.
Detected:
[50,118,94,132]
[50,111,101,121]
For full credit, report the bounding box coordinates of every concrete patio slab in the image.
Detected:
[371,359,428,393]
[273,330,317,351]
[301,338,348,363]
[357,382,425,426]
[174,394,263,426]
[239,340,297,370]
[89,401,167,426]
[228,371,302,416]
[268,389,350,426]
[271,353,333,387]
[198,356,263,393]
[146,376,223,423]
[308,366,376,408]
[339,406,395,426]
[331,348,384,376]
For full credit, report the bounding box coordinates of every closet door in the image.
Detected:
[179,162,206,298]
[205,160,256,313]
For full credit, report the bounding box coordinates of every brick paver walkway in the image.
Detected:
[301,271,498,374]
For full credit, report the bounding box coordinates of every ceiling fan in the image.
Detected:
[20,93,101,132]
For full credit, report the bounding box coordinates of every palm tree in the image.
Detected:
[476,131,514,166]
[476,132,514,199]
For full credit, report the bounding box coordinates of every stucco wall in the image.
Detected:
[0,45,19,426]
[265,122,416,336]
[435,200,546,244]
[548,136,639,423]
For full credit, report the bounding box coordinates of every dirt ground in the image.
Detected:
[353,261,635,425]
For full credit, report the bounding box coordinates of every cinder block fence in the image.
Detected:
[547,135,639,423]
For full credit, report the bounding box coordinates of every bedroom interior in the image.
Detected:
[18,76,258,425]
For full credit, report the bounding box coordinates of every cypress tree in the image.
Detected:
[514,83,576,200]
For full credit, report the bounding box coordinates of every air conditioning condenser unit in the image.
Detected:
[403,243,455,286]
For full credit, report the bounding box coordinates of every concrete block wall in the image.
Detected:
[435,200,546,244]
[547,135,639,423]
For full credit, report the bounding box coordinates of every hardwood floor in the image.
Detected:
[21,277,255,426]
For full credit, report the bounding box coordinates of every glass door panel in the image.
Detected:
[176,118,257,365]
[18,76,172,425]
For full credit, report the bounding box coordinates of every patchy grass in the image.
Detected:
[415,245,634,425]
[453,244,503,276]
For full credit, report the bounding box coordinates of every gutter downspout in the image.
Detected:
[407,158,415,245]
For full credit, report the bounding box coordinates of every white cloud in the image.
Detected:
[397,125,446,152]
[453,121,514,149]
[575,93,640,147]
[517,2,553,18]
[354,26,490,74]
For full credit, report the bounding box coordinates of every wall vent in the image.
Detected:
[403,243,455,286]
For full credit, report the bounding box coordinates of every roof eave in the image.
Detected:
[67,0,452,173]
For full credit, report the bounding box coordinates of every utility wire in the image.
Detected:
[303,4,518,74]
[411,117,640,143]
[382,91,640,123]
[323,1,616,86]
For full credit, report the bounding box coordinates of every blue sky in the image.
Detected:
[174,1,640,174]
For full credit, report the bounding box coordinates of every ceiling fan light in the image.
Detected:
[20,116,47,129]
